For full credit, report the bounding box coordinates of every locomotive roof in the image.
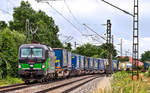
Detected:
[19,44,48,50]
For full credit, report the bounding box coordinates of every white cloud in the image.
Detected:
[140,37,150,56]
[1,0,150,57]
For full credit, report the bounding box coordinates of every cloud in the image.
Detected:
[140,37,150,56]
[1,0,150,57]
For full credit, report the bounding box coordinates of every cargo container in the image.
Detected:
[53,48,68,69]
[53,48,71,78]
[67,51,72,69]
[71,54,79,69]
[79,55,84,70]
[112,60,118,71]
[100,59,105,72]
[84,57,88,70]
[93,58,98,73]
[87,57,93,73]
[97,59,100,70]
[92,58,95,69]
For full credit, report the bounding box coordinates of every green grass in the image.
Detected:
[0,76,24,86]
[111,71,149,93]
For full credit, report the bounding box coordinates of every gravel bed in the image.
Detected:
[8,75,93,93]
[49,76,97,93]
[70,76,104,93]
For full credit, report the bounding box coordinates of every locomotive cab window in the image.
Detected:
[21,48,43,58]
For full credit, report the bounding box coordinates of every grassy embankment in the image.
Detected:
[111,71,149,93]
[0,76,23,86]
[95,71,150,93]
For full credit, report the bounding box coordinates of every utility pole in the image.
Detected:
[25,19,29,43]
[101,0,139,80]
[117,38,123,56]
[132,0,139,80]
[106,19,112,75]
[106,20,111,44]
[120,38,122,56]
[112,35,114,45]
[74,42,79,48]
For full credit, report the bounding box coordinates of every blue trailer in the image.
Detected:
[79,55,84,70]
[53,48,69,78]
[94,58,98,73]
[53,48,68,69]
[67,51,72,69]
[84,57,88,74]
[99,59,105,73]
[112,60,119,71]
[71,54,78,70]
[97,59,100,72]
[87,57,93,73]
[71,54,83,75]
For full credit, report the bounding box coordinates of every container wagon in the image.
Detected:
[53,48,69,78]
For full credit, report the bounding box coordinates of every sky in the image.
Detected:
[0,0,150,58]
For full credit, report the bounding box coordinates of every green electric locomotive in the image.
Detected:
[18,43,55,83]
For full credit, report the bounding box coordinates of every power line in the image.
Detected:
[40,1,83,35]
[64,0,81,25]
[83,24,106,41]
[63,0,95,39]
[101,0,134,17]
[0,9,11,15]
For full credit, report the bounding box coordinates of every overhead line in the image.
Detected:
[45,2,83,35]
[63,0,93,38]
[0,9,11,15]
[64,0,81,25]
[83,24,106,41]
[101,0,134,17]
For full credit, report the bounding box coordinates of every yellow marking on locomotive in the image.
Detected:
[72,56,75,58]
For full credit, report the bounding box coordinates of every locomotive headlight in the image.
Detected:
[42,64,45,68]
[30,64,33,67]
[18,64,21,68]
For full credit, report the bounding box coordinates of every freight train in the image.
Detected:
[18,43,119,83]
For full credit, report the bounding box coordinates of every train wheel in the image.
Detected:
[25,80,30,84]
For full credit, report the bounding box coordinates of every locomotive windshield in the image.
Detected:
[21,48,43,58]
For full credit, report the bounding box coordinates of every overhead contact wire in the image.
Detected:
[46,2,83,35]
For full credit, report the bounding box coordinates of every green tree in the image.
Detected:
[72,43,98,57]
[64,43,72,51]
[72,43,117,58]
[141,51,150,62]
[0,28,25,78]
[9,1,63,48]
[0,21,7,30]
[98,43,117,59]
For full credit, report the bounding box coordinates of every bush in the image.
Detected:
[0,28,25,78]
[0,76,23,86]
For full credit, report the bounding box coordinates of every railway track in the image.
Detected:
[0,74,104,93]
[0,83,37,93]
[0,83,25,90]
